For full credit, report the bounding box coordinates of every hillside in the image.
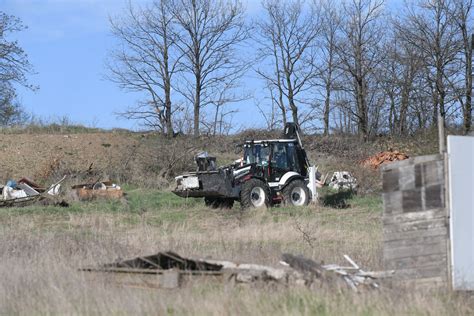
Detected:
[0,132,140,183]
[0,129,441,190]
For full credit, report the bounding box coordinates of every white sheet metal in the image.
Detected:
[448,135,474,290]
[182,176,200,190]
[17,183,40,196]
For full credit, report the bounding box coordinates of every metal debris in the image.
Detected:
[0,176,68,207]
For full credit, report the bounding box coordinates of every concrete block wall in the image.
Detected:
[381,154,449,287]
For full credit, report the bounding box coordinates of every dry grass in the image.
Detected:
[0,128,441,189]
[0,191,473,315]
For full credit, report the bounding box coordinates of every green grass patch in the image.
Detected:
[318,187,382,212]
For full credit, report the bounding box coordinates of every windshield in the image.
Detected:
[244,144,270,166]
[271,142,299,171]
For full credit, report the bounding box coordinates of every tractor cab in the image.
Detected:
[242,139,308,183]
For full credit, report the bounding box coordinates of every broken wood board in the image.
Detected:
[73,187,123,200]
[81,251,392,291]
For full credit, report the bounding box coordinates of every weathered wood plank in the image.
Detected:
[384,240,446,260]
[383,209,446,224]
[384,226,447,242]
[391,265,447,280]
[383,218,446,235]
[394,276,447,288]
[384,253,447,270]
[384,234,447,249]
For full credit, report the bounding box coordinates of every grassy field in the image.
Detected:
[0,189,473,315]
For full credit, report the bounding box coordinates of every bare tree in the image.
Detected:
[448,0,473,134]
[209,78,245,135]
[314,0,342,135]
[380,32,425,135]
[0,82,29,126]
[107,1,179,137]
[171,0,248,137]
[336,0,385,140]
[256,25,288,128]
[258,92,278,130]
[256,0,321,128]
[0,12,34,89]
[396,0,461,127]
[0,12,35,126]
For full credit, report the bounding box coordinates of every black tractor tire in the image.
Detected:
[204,197,234,209]
[240,178,271,209]
[282,179,310,207]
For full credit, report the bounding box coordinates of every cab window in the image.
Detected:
[271,143,300,171]
[244,144,270,166]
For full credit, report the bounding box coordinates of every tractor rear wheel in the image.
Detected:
[204,197,234,209]
[240,179,271,209]
[282,180,310,207]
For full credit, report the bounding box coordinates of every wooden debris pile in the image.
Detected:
[81,251,393,291]
[71,181,123,201]
[361,150,409,169]
[282,253,393,291]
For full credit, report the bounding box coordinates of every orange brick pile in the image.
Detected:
[361,150,409,169]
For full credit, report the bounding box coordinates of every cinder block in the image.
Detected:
[399,165,415,190]
[402,190,423,213]
[425,185,444,209]
[415,164,423,188]
[383,169,400,192]
[423,161,444,186]
[383,191,403,215]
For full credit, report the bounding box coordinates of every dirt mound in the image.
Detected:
[0,132,140,184]
[361,150,409,169]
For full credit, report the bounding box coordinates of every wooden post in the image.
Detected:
[444,151,452,291]
[438,113,446,154]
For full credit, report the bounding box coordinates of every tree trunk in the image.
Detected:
[289,99,299,127]
[323,88,331,136]
[165,87,173,137]
[399,84,410,135]
[388,93,396,135]
[323,64,333,136]
[323,43,334,136]
[213,104,220,136]
[194,74,201,137]
[356,78,368,140]
[286,75,299,127]
[463,33,473,134]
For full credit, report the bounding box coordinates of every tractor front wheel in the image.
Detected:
[282,180,310,207]
[240,179,271,209]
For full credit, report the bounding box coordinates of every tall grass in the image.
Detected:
[0,191,472,314]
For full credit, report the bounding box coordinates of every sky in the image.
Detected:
[1,0,264,130]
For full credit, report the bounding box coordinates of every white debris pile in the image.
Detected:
[1,176,66,202]
[328,171,358,191]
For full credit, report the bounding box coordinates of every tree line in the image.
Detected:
[0,12,34,126]
[108,0,474,138]
[1,0,472,137]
